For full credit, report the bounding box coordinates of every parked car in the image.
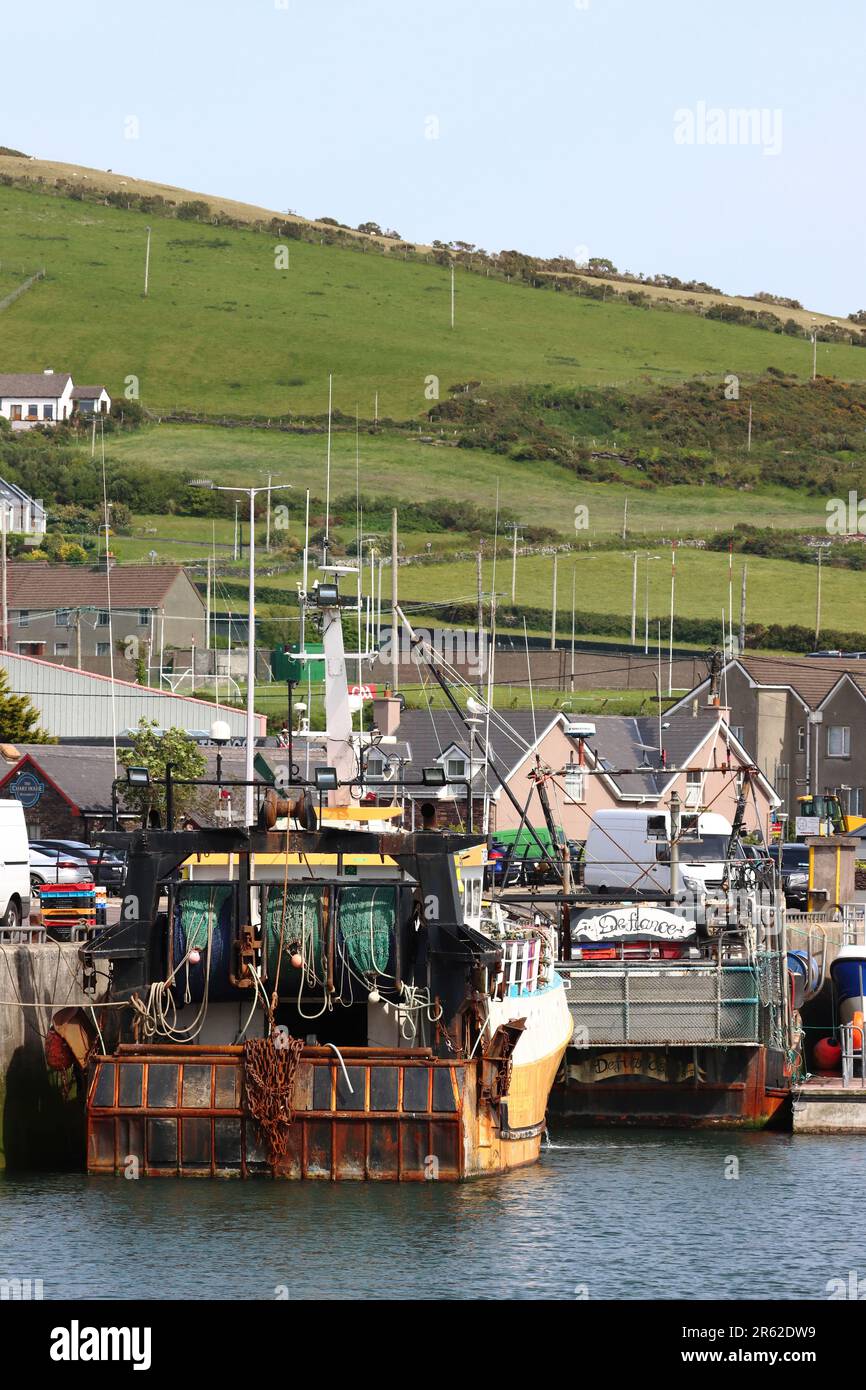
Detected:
[28,845,94,897]
[30,839,125,893]
[484,841,523,888]
[779,842,810,910]
[0,802,32,928]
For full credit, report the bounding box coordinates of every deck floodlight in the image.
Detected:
[315,582,340,608]
[126,766,150,785]
[315,766,339,791]
[422,766,447,786]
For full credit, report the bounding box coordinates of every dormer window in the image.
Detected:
[446,756,467,781]
[366,755,386,780]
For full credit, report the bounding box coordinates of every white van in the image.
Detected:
[583,808,738,897]
[0,800,31,928]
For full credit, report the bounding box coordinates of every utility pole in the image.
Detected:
[205,556,211,651]
[245,490,256,824]
[622,497,628,542]
[265,473,272,552]
[511,522,519,604]
[815,546,823,641]
[233,502,239,561]
[747,401,752,453]
[550,552,558,650]
[476,549,484,685]
[450,264,455,329]
[630,550,638,644]
[143,225,151,297]
[739,563,747,653]
[75,608,82,669]
[570,566,576,693]
[668,542,676,697]
[374,391,379,425]
[391,508,399,693]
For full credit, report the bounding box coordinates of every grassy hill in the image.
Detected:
[193,544,863,639]
[3,160,866,648]
[2,179,866,420]
[104,423,835,539]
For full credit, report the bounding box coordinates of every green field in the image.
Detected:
[3,183,866,418]
[216,682,667,728]
[105,424,834,545]
[189,543,863,636]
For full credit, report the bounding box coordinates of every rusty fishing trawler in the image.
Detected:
[77,573,573,1179]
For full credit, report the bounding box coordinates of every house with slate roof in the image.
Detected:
[0,370,111,429]
[668,655,866,824]
[358,702,780,840]
[6,561,206,670]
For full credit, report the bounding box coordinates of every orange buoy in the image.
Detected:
[852,1011,864,1051]
[814,1036,843,1071]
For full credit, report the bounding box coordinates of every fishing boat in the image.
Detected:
[830,946,866,1026]
[553,893,794,1129]
[73,574,573,1179]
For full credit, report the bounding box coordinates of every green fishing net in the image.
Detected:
[337,886,395,977]
[266,885,325,977]
[177,883,232,950]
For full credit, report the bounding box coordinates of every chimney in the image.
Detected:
[372,695,402,736]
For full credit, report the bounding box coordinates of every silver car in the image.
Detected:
[28,844,94,896]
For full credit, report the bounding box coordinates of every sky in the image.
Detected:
[2,0,864,315]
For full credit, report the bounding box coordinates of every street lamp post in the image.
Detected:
[190,478,292,826]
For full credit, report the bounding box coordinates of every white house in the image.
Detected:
[0,477,46,536]
[0,370,74,427]
[71,384,112,416]
[0,370,111,429]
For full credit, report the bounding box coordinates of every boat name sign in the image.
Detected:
[574,907,695,942]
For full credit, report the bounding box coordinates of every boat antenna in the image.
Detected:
[324,372,333,562]
[299,487,310,656]
[100,416,118,782]
[523,616,537,746]
[355,404,363,735]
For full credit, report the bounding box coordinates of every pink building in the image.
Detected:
[375,706,780,840]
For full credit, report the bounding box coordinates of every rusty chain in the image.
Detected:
[243,1033,304,1170]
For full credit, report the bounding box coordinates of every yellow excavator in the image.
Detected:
[796,793,866,837]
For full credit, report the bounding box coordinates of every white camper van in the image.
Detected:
[583,808,738,897]
[0,800,31,928]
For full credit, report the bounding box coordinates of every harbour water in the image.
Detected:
[2,1129,864,1301]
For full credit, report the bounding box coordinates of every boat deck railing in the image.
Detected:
[840,1021,866,1089]
[557,958,767,1047]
